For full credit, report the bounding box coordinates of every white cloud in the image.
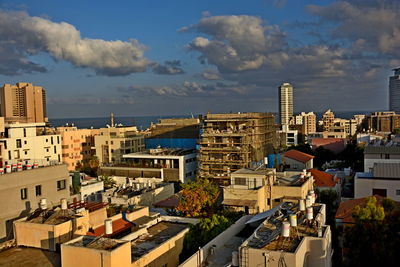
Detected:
[0,10,149,75]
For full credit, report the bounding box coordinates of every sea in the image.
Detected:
[48,111,372,130]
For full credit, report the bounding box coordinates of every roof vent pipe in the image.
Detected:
[105,219,113,235]
[232,251,239,267]
[40,198,47,210]
[289,214,297,227]
[318,228,323,237]
[61,198,68,210]
[282,221,290,237]
[306,207,313,220]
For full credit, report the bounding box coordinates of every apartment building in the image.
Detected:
[199,112,275,184]
[145,117,200,149]
[389,67,400,113]
[0,122,62,168]
[222,168,314,214]
[290,112,316,135]
[239,202,331,267]
[94,126,145,165]
[366,111,400,132]
[279,83,293,126]
[99,148,197,183]
[355,162,400,201]
[363,141,400,172]
[57,126,100,171]
[0,83,47,123]
[322,109,335,131]
[0,164,70,241]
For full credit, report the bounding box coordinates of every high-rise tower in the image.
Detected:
[389,68,400,113]
[0,83,47,123]
[279,82,293,127]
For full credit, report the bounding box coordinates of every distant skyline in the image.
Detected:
[0,0,399,118]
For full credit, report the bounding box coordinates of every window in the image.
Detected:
[24,140,27,145]
[385,154,390,159]
[235,177,247,185]
[396,190,400,196]
[35,185,42,196]
[8,151,11,160]
[24,151,27,155]
[16,139,22,148]
[57,180,66,191]
[51,137,54,145]
[54,146,57,153]
[372,188,387,197]
[23,128,26,137]
[21,188,28,200]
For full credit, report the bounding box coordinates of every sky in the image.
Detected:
[0,0,399,118]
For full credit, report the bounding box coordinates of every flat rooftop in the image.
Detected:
[131,221,188,261]
[124,148,196,157]
[0,247,60,267]
[27,210,80,225]
[244,203,325,253]
[68,236,126,251]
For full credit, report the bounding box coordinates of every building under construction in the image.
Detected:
[199,112,275,184]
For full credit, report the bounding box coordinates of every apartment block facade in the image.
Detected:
[94,126,145,165]
[0,122,62,168]
[57,126,100,171]
[279,83,293,126]
[0,83,47,123]
[199,112,275,184]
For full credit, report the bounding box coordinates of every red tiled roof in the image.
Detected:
[283,149,314,163]
[309,168,336,187]
[87,218,132,237]
[311,138,346,154]
[335,195,386,224]
[154,193,181,208]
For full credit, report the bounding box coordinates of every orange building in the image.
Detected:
[0,83,47,123]
[57,126,100,171]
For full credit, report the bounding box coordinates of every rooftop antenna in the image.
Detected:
[110,112,115,127]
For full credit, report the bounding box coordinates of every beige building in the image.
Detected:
[0,83,47,123]
[239,202,331,267]
[61,207,198,267]
[290,112,316,135]
[57,126,100,171]
[95,126,145,165]
[0,122,62,168]
[322,109,335,131]
[0,164,70,241]
[279,83,293,126]
[223,168,314,214]
[199,112,275,184]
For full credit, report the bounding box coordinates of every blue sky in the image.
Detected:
[0,0,398,117]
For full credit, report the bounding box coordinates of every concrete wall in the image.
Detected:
[284,157,312,171]
[355,176,400,201]
[179,215,252,267]
[61,238,131,267]
[0,165,70,241]
[14,210,90,251]
[108,183,174,207]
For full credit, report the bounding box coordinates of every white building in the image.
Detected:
[363,143,400,172]
[0,121,62,168]
[121,148,197,183]
[355,163,400,201]
[389,67,400,113]
[279,82,293,127]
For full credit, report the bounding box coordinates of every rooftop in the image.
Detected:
[309,168,336,187]
[243,202,326,253]
[124,148,196,157]
[364,140,400,154]
[131,221,188,261]
[283,149,314,163]
[373,162,400,178]
[0,247,60,267]
[68,236,126,251]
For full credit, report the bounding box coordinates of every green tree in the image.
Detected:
[316,189,339,225]
[181,214,232,259]
[176,178,219,217]
[100,175,116,189]
[343,196,400,267]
